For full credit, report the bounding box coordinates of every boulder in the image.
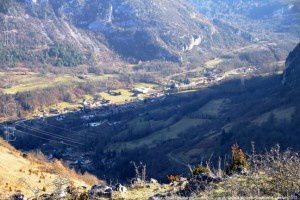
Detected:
[178,173,222,197]
[89,184,113,199]
[39,194,54,200]
[148,193,166,200]
[150,178,158,184]
[10,193,26,200]
[291,192,300,200]
[114,183,127,193]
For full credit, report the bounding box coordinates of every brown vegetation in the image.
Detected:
[0,138,99,198]
[226,144,248,174]
[187,145,300,199]
[167,175,181,183]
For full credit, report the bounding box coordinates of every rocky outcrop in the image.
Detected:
[88,184,113,199]
[178,173,222,197]
[10,193,26,200]
[114,183,127,193]
[282,43,300,87]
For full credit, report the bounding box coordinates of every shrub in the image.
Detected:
[197,145,300,198]
[226,144,248,174]
[192,165,210,176]
[167,175,181,183]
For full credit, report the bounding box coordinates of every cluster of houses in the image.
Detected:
[165,66,257,92]
[82,98,111,109]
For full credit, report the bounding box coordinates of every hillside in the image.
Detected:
[0,0,296,68]
[0,138,99,199]
[2,139,300,199]
[283,43,300,87]
[5,43,299,184]
[0,0,253,65]
[190,0,300,37]
[0,0,298,123]
[0,1,299,199]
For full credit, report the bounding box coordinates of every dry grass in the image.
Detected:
[113,182,173,200]
[0,138,99,198]
[191,145,300,199]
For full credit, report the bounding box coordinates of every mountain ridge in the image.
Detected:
[0,0,256,67]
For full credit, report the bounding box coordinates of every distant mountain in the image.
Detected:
[68,0,254,62]
[0,0,256,68]
[189,0,300,37]
[0,0,298,70]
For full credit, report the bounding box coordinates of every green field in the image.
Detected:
[205,58,223,69]
[100,89,136,104]
[109,116,206,151]
[3,75,82,94]
[0,72,118,94]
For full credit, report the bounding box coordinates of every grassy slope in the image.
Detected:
[0,138,99,198]
[0,72,116,95]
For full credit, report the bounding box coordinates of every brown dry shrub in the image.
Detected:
[226,144,248,174]
[197,145,300,199]
[167,175,181,183]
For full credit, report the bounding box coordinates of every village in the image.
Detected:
[39,66,257,121]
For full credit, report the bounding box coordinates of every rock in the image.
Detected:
[39,194,53,200]
[64,185,89,199]
[179,177,187,182]
[194,173,222,183]
[114,183,127,193]
[178,173,222,197]
[78,192,89,200]
[148,193,167,200]
[10,193,26,200]
[150,178,158,184]
[290,192,300,200]
[89,184,113,199]
[65,186,76,194]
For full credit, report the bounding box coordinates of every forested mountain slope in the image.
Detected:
[1,0,296,69]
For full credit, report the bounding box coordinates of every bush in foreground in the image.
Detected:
[193,145,300,199]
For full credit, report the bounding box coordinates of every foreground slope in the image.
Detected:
[0,138,99,198]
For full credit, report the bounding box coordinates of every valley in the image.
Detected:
[0,40,290,122]
[5,63,300,182]
[0,0,299,198]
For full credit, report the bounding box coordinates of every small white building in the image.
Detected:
[132,87,149,94]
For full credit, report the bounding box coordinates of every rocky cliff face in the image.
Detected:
[283,43,300,87]
[47,0,254,61]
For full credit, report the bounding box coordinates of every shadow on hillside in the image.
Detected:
[1,73,300,182]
